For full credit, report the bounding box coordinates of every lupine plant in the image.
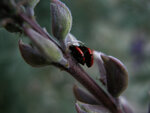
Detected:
[0,0,137,113]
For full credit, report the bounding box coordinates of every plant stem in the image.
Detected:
[19,13,64,52]
[19,12,124,113]
[65,57,123,113]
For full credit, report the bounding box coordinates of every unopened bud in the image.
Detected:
[101,55,128,97]
[25,0,40,18]
[76,101,110,113]
[93,51,107,86]
[25,28,68,66]
[119,97,134,113]
[51,0,72,40]
[73,85,100,105]
[27,0,40,8]
[75,103,85,113]
[19,40,50,67]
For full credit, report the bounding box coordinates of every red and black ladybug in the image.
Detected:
[69,45,94,67]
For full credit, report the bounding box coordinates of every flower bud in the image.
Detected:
[73,85,100,105]
[25,28,68,66]
[93,51,107,86]
[27,0,40,8]
[119,97,134,113]
[50,0,72,40]
[75,103,85,113]
[101,55,128,97]
[19,40,50,67]
[25,0,40,18]
[76,101,110,113]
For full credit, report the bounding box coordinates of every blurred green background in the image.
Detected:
[0,0,150,113]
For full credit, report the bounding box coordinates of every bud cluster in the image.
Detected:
[74,51,131,113]
[0,0,133,113]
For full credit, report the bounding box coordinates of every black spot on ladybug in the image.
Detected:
[69,45,85,65]
[79,46,94,67]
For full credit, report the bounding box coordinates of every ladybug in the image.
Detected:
[79,46,94,67]
[69,45,94,67]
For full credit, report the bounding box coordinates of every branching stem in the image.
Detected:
[53,55,124,113]
[19,9,124,113]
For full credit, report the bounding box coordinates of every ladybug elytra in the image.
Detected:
[69,45,94,67]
